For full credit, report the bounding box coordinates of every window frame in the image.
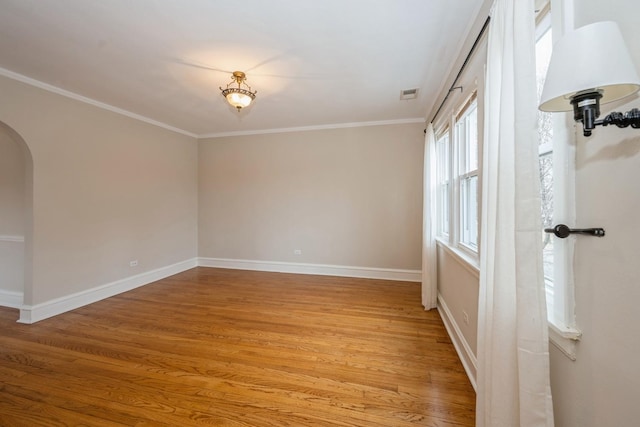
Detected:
[433,87,482,268]
[435,130,451,238]
[455,95,479,253]
[535,0,581,360]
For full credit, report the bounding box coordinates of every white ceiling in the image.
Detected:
[0,0,484,137]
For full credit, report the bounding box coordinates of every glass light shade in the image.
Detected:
[539,21,640,112]
[225,90,253,109]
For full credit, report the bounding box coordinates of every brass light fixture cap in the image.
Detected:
[232,71,247,84]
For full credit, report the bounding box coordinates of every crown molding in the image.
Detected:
[197,118,426,139]
[0,67,426,140]
[0,67,197,138]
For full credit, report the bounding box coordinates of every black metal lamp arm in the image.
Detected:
[596,108,640,129]
[544,224,605,239]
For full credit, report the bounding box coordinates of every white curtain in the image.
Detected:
[421,123,437,310]
[476,0,554,426]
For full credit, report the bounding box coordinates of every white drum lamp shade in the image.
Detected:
[539,21,640,112]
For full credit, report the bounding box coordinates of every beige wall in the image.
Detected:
[437,245,479,374]
[0,239,23,295]
[199,124,424,270]
[0,75,198,305]
[1,1,636,422]
[430,16,487,387]
[438,249,479,352]
[0,72,422,311]
[0,129,25,235]
[434,1,640,423]
[549,2,640,426]
[0,128,26,294]
[432,1,640,422]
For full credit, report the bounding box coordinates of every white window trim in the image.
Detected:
[454,94,479,257]
[434,86,482,268]
[546,110,580,359]
[458,170,479,253]
[435,131,451,238]
[436,237,480,277]
[541,0,581,359]
[549,320,581,361]
[431,6,486,272]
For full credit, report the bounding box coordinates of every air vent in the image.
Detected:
[400,88,419,100]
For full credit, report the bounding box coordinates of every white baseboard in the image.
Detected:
[15,257,419,324]
[437,293,478,391]
[0,289,23,308]
[18,258,198,324]
[197,257,422,282]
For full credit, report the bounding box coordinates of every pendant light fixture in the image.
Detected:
[220,71,256,111]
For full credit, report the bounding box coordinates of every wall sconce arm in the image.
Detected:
[544,224,605,239]
[597,108,640,130]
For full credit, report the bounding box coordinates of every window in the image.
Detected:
[435,132,450,237]
[456,96,479,251]
[535,9,555,313]
[434,91,481,262]
[430,25,485,266]
[535,2,581,358]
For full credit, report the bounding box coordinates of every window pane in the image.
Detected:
[536,14,556,321]
[460,175,478,249]
[536,27,553,148]
[456,100,478,175]
[436,134,450,236]
[456,96,478,251]
[539,152,554,283]
[456,120,466,174]
[468,105,478,171]
[439,182,449,235]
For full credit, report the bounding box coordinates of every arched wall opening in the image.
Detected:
[0,121,33,312]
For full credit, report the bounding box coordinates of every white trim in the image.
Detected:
[0,67,426,140]
[437,293,478,391]
[0,290,23,309]
[0,67,197,138]
[197,257,422,282]
[198,118,425,139]
[18,258,197,324]
[548,322,581,361]
[543,0,578,354]
[436,239,480,278]
[15,257,419,324]
[0,235,25,243]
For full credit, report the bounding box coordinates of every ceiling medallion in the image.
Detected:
[220,71,256,111]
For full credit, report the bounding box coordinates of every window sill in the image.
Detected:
[548,321,581,361]
[436,238,480,278]
[436,240,580,360]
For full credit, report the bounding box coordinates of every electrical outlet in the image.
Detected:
[294,249,302,255]
[129,260,138,267]
[462,311,469,325]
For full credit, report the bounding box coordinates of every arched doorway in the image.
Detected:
[0,122,33,311]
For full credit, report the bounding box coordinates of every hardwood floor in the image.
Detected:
[0,267,475,426]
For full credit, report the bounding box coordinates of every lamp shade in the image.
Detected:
[539,21,640,112]
[225,90,253,109]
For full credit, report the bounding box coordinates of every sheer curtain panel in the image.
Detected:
[421,123,438,310]
[476,0,554,426]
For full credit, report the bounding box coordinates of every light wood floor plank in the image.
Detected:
[0,267,475,426]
